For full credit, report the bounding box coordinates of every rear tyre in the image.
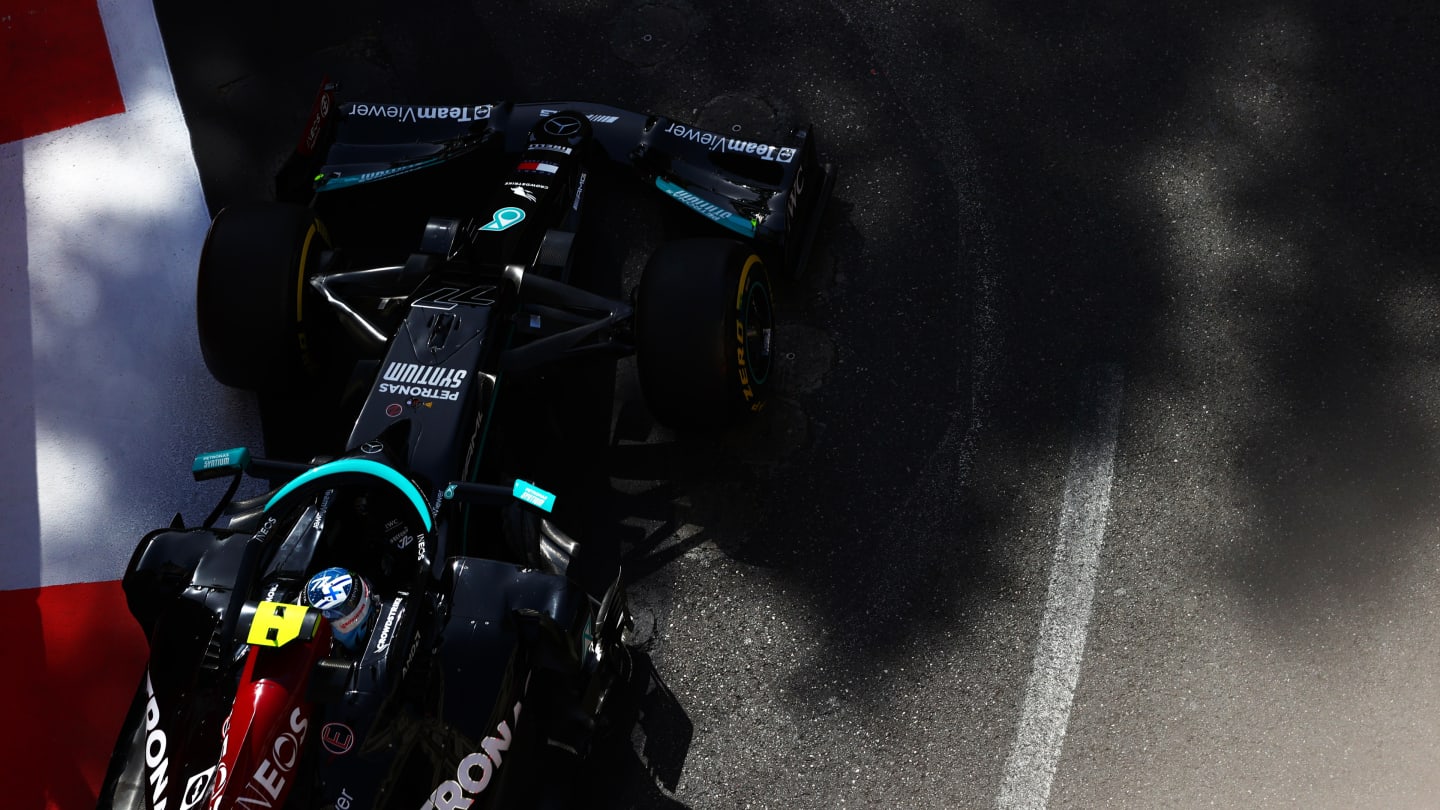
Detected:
[197,202,328,391]
[635,239,774,431]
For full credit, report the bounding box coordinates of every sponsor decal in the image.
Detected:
[735,255,764,407]
[510,185,537,202]
[195,447,248,472]
[573,172,588,213]
[329,593,370,637]
[414,500,432,563]
[527,142,573,155]
[212,717,232,804]
[321,723,355,755]
[313,494,331,531]
[655,178,756,237]
[253,516,278,542]
[376,383,462,401]
[335,788,356,810]
[410,285,497,311]
[735,318,754,401]
[661,122,797,163]
[373,596,406,652]
[143,674,171,810]
[385,403,403,418]
[786,160,807,230]
[543,116,583,137]
[236,707,309,808]
[346,103,492,123]
[361,441,384,454]
[180,768,216,810]
[479,207,526,232]
[421,701,523,810]
[512,480,556,512]
[517,161,559,175]
[540,108,619,124]
[400,630,423,681]
[377,363,468,401]
[212,764,229,808]
[321,158,445,189]
[298,80,333,156]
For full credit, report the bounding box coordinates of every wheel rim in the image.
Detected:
[743,278,773,386]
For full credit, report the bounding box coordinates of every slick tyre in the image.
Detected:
[197,202,327,391]
[636,239,774,431]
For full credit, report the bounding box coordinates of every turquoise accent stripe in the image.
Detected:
[655,177,757,237]
[264,458,433,531]
[316,157,445,191]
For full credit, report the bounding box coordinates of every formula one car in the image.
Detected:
[98,84,833,810]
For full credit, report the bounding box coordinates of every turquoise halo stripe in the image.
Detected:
[263,458,433,532]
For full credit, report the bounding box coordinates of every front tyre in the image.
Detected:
[636,239,774,431]
[196,202,327,391]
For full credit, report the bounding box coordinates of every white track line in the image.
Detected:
[997,364,1125,810]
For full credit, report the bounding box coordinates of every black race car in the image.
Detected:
[98,82,833,810]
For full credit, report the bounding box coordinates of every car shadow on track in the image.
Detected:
[587,649,695,809]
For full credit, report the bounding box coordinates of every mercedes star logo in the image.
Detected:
[544,116,582,137]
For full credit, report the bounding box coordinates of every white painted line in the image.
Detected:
[997,364,1125,810]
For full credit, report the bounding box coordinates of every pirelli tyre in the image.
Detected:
[197,202,327,391]
[636,239,774,431]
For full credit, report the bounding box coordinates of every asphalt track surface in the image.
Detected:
[152,2,1440,808]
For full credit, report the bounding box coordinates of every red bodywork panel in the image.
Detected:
[209,618,332,809]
